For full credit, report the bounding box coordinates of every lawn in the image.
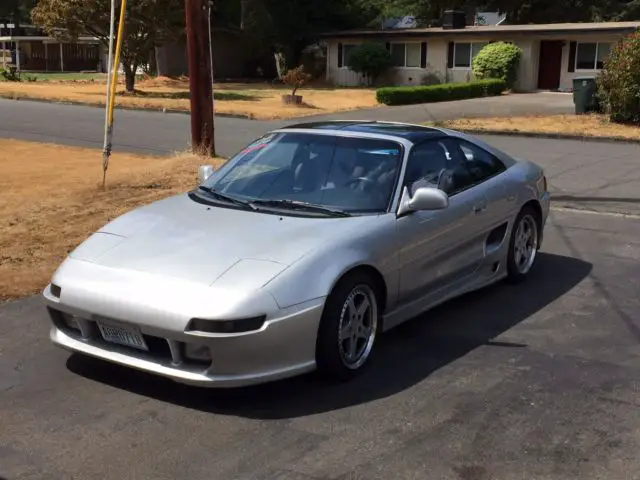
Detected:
[438,114,640,141]
[1,72,109,82]
[0,75,379,120]
[0,139,222,301]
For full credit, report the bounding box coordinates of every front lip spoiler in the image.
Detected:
[51,326,317,388]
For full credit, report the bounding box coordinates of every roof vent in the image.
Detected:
[442,10,467,29]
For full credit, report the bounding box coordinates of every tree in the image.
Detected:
[31,0,184,92]
[0,0,36,25]
[348,42,392,85]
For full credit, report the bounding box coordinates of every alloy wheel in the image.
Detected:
[513,214,538,275]
[337,285,378,370]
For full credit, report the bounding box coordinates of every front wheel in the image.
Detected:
[316,272,380,382]
[506,206,540,284]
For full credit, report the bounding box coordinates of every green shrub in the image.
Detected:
[1,66,21,82]
[376,79,506,106]
[597,30,640,125]
[348,42,393,85]
[472,42,522,89]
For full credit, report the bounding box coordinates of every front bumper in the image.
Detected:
[44,281,325,388]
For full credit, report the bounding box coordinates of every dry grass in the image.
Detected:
[0,139,224,301]
[440,114,640,140]
[0,76,379,120]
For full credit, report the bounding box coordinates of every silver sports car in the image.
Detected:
[44,121,550,388]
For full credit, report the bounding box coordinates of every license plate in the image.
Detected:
[96,318,149,351]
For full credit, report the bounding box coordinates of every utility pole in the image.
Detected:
[185,0,215,157]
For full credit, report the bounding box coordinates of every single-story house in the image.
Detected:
[0,24,103,72]
[320,19,640,92]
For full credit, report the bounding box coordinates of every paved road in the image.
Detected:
[2,209,640,480]
[1,97,637,215]
[0,93,573,158]
[0,98,273,157]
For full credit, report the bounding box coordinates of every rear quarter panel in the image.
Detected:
[507,159,547,209]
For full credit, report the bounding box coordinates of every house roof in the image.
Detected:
[0,35,100,43]
[320,20,640,39]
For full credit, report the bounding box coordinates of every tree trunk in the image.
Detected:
[240,0,251,30]
[148,49,157,76]
[123,64,136,92]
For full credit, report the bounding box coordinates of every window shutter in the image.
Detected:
[420,42,427,68]
[447,42,454,68]
[568,41,577,72]
[337,43,343,68]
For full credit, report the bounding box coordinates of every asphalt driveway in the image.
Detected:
[1,209,640,480]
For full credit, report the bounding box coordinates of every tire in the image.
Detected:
[505,205,540,284]
[315,271,380,382]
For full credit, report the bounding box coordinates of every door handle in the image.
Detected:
[473,202,487,214]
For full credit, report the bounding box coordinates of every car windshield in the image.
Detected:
[198,132,404,214]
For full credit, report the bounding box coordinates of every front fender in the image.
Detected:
[264,247,368,309]
[265,247,393,310]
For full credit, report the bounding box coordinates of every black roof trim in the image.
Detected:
[279,121,447,142]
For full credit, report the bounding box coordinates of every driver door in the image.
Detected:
[396,138,490,307]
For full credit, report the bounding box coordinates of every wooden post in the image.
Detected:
[185,0,215,157]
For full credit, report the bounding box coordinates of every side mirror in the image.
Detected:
[198,164,214,183]
[398,186,449,216]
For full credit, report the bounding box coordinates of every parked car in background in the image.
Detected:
[43,121,550,388]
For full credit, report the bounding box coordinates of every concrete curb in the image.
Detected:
[452,127,640,145]
[0,93,255,120]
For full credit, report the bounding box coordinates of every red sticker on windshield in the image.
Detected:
[240,143,268,155]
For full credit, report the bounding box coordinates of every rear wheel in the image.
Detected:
[316,272,380,382]
[506,205,540,284]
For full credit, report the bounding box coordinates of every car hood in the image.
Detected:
[69,193,375,287]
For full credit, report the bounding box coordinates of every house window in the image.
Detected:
[342,44,358,68]
[575,42,611,70]
[453,42,488,68]
[390,42,422,68]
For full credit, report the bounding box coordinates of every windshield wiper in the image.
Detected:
[251,199,351,217]
[197,186,257,210]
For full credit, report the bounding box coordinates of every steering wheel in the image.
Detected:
[344,176,378,191]
[344,176,386,204]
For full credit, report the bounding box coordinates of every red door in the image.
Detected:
[537,41,563,90]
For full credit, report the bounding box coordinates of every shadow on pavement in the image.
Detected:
[67,252,592,419]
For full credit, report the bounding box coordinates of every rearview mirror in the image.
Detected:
[198,164,214,183]
[398,186,449,216]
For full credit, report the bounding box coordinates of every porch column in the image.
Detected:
[59,43,64,72]
[15,40,20,70]
[325,45,330,81]
[1,41,5,68]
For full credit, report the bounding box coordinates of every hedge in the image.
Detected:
[376,79,507,106]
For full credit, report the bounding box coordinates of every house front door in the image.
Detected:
[537,40,563,90]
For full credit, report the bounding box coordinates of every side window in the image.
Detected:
[456,140,506,183]
[404,139,474,195]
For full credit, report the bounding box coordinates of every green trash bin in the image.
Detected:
[573,76,597,114]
